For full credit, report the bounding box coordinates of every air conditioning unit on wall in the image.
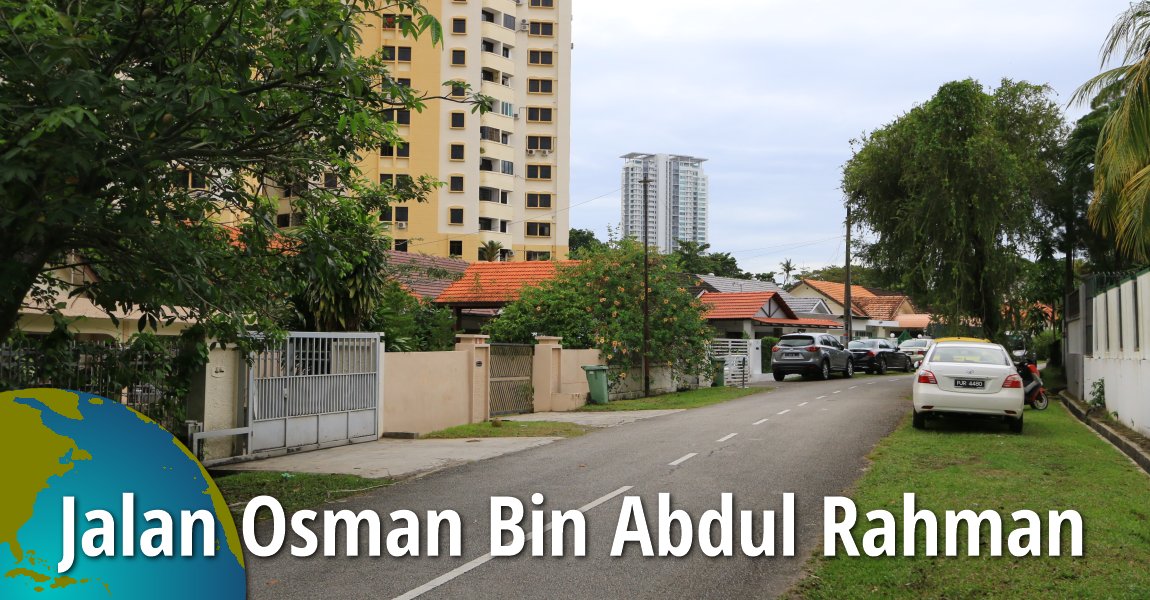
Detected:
[396,222,408,230]
[526,149,536,155]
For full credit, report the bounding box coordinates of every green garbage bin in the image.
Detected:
[712,359,726,387]
[582,365,609,404]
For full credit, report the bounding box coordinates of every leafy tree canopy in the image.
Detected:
[843,79,1066,340]
[0,0,485,341]
[568,228,606,258]
[483,239,713,388]
[673,241,748,279]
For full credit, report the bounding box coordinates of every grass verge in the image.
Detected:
[212,471,390,519]
[422,420,592,439]
[792,403,1150,598]
[578,386,760,411]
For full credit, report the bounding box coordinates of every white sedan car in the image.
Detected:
[911,341,1025,433]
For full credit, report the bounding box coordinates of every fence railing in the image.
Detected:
[0,336,187,433]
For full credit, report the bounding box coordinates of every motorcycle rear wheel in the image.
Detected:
[1032,391,1049,410]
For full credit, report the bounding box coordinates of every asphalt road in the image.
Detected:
[245,374,912,600]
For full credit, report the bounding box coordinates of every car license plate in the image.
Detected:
[954,379,985,389]
[784,353,801,359]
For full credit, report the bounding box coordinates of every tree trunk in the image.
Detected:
[0,243,54,341]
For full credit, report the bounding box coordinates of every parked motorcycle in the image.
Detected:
[1013,352,1048,410]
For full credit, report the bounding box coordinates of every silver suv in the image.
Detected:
[771,333,854,381]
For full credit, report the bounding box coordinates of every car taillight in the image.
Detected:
[771,346,780,353]
[806,346,818,352]
[867,350,876,357]
[917,370,937,384]
[1002,374,1023,389]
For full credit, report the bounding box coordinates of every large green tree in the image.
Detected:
[843,79,1065,340]
[1073,1,1150,262]
[0,0,484,341]
[484,239,712,389]
[673,241,748,278]
[568,228,605,258]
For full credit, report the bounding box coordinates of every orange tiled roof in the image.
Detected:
[802,279,875,303]
[855,295,907,321]
[897,313,933,329]
[385,251,469,300]
[436,261,578,306]
[700,292,779,320]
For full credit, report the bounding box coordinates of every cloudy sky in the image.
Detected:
[566,0,1131,277]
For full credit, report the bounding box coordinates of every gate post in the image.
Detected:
[456,334,491,423]
[533,336,563,412]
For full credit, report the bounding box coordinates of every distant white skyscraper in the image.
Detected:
[620,153,709,253]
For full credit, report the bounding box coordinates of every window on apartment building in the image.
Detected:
[527,107,553,123]
[526,193,552,208]
[449,208,464,225]
[449,175,464,192]
[398,47,412,61]
[527,136,553,151]
[379,206,392,221]
[452,18,466,34]
[384,109,411,125]
[528,78,554,94]
[449,143,465,160]
[451,49,467,66]
[501,160,514,175]
[394,206,408,222]
[449,82,467,97]
[526,165,552,180]
[174,170,207,190]
[276,213,291,228]
[529,22,554,36]
[449,240,463,256]
[323,172,338,189]
[396,174,413,191]
[282,180,308,198]
[450,112,466,128]
[503,14,516,29]
[529,50,554,65]
[394,239,409,252]
[526,251,552,261]
[381,142,410,157]
[526,222,552,237]
[530,0,554,7]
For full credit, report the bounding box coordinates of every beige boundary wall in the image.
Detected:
[188,335,610,459]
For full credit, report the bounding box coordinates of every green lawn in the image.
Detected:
[212,471,390,519]
[793,404,1150,599]
[422,420,592,439]
[578,386,761,411]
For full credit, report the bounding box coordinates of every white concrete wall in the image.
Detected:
[1084,272,1150,436]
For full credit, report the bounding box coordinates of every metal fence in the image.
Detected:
[489,343,534,416]
[0,336,182,416]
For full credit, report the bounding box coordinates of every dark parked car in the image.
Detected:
[847,339,913,374]
[771,333,853,381]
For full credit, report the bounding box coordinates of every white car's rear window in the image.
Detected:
[931,346,1008,365]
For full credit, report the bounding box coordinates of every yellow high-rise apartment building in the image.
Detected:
[272,0,572,262]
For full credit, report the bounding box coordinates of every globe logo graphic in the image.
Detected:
[1,389,246,598]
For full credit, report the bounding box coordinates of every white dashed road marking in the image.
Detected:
[392,485,633,600]
[777,409,791,415]
[669,453,698,466]
[832,390,842,394]
[849,386,858,389]
[716,433,738,443]
[753,418,769,425]
[816,395,827,400]
[798,402,808,407]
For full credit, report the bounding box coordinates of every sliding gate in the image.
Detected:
[247,332,381,455]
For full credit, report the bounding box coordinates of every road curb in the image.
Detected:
[1059,391,1150,477]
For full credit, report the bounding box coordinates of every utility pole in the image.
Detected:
[641,176,652,397]
[844,202,853,342]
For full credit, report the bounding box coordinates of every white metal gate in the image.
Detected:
[711,339,751,387]
[246,332,381,455]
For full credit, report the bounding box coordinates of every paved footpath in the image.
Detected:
[245,375,912,600]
